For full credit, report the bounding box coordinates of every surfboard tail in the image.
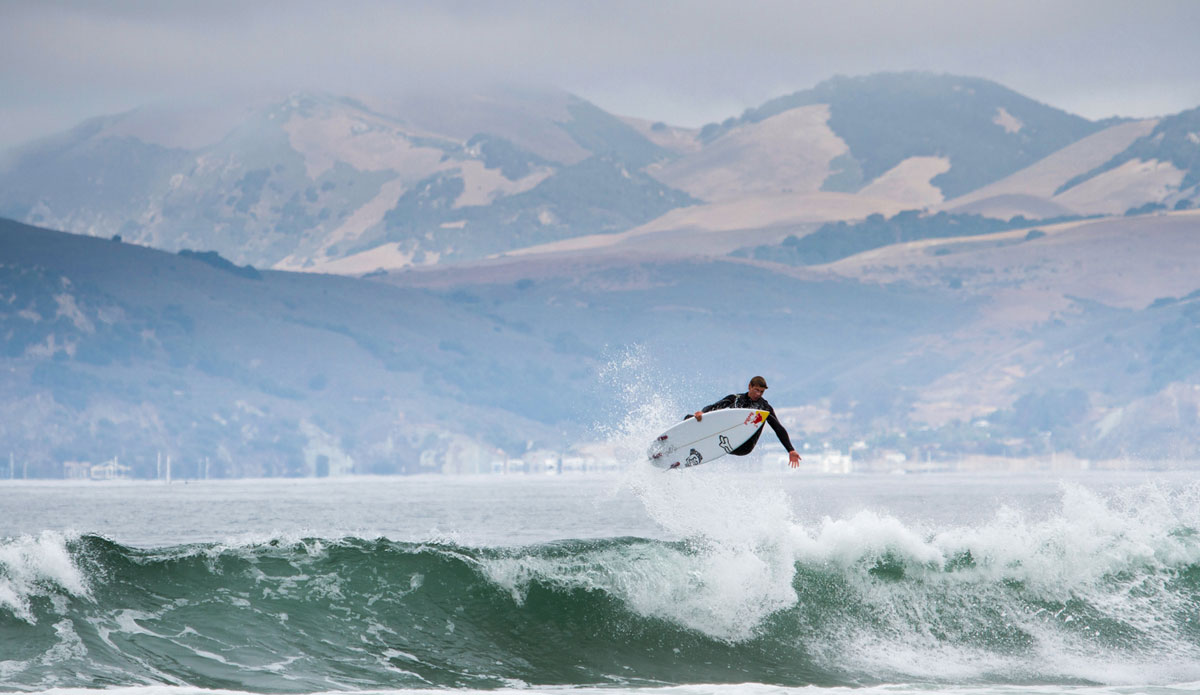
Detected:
[729,410,769,456]
[742,410,769,426]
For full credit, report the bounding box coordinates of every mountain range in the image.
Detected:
[3,73,1197,273]
[2,72,1199,476]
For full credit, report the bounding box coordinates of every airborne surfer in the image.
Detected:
[689,376,802,467]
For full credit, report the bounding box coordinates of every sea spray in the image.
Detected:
[594,343,695,464]
[593,345,805,640]
[783,481,1200,684]
[0,530,91,623]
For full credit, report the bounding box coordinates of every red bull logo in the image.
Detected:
[744,412,764,426]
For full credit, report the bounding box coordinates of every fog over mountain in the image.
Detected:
[4,1,1200,151]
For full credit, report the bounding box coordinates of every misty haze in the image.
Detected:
[3,3,1200,694]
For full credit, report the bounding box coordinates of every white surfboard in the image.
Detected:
[646,408,769,470]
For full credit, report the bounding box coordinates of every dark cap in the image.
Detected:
[749,376,768,389]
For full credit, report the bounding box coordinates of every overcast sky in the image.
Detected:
[3,0,1199,151]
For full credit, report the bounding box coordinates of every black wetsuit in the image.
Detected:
[689,392,796,457]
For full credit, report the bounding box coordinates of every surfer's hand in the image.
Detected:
[789,450,801,468]
[693,411,703,421]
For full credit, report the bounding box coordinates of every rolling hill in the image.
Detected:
[695,72,1109,199]
[0,90,691,272]
[3,73,1197,279]
[5,208,1200,477]
[1,216,975,476]
[1056,105,1200,205]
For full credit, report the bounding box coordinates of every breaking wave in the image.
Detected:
[5,480,1200,691]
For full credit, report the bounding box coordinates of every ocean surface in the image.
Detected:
[4,468,1200,695]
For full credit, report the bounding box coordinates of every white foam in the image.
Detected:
[787,481,1200,684]
[479,527,797,643]
[0,531,90,623]
[615,431,1200,681]
[23,618,91,686]
[792,508,943,571]
[924,482,1200,597]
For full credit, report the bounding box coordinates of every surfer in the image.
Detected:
[690,376,802,467]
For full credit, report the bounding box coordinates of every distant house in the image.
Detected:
[90,458,132,480]
[63,461,92,479]
[798,451,853,474]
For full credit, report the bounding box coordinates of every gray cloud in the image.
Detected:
[3,0,1199,150]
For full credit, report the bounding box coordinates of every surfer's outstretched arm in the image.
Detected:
[766,409,802,468]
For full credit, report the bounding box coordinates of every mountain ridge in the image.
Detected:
[698,72,1107,198]
[3,73,1195,277]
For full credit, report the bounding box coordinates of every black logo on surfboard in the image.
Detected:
[685,448,703,467]
[719,435,733,453]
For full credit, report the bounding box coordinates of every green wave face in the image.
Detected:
[5,520,1200,691]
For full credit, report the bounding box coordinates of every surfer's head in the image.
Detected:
[748,376,767,399]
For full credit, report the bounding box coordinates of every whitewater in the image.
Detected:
[4,464,1200,695]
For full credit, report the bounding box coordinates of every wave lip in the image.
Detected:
[0,530,91,623]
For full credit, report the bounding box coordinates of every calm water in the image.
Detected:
[4,470,1182,545]
[3,469,1200,695]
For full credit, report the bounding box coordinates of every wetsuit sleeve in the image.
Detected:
[701,394,738,413]
[765,406,795,452]
[685,394,737,420]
